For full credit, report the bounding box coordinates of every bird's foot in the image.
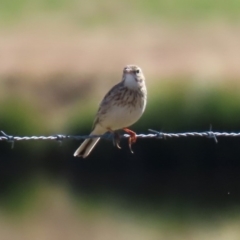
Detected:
[123,128,137,154]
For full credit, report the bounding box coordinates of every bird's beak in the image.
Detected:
[124,68,131,74]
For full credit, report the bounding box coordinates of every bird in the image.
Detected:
[73,65,147,158]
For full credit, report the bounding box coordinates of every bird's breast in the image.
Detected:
[99,97,144,130]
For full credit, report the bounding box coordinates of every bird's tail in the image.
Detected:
[73,127,104,158]
[73,137,100,158]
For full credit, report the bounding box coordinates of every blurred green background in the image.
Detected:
[1,0,240,239]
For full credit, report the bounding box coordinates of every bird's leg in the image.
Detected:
[123,128,137,154]
[107,128,121,149]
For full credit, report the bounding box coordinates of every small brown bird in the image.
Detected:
[74,65,147,158]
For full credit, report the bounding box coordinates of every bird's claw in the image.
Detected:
[113,131,121,149]
[128,141,134,154]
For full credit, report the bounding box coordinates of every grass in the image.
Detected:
[1,179,240,240]
[2,77,240,133]
[1,0,240,26]
[136,0,240,19]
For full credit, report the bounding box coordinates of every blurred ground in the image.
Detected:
[1,23,240,79]
[1,183,240,240]
[1,21,240,131]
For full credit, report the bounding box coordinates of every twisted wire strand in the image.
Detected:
[1,129,240,148]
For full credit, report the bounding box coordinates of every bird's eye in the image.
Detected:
[135,69,140,74]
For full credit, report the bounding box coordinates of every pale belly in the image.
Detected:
[99,104,144,130]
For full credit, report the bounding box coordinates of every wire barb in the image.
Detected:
[54,134,66,146]
[206,125,218,143]
[1,131,15,149]
[148,129,164,139]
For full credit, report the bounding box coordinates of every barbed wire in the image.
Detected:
[1,128,240,149]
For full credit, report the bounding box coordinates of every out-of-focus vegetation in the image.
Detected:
[1,0,240,239]
[1,0,240,25]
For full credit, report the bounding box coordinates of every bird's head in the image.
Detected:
[122,65,145,90]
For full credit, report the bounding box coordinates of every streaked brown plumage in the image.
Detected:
[74,65,147,158]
